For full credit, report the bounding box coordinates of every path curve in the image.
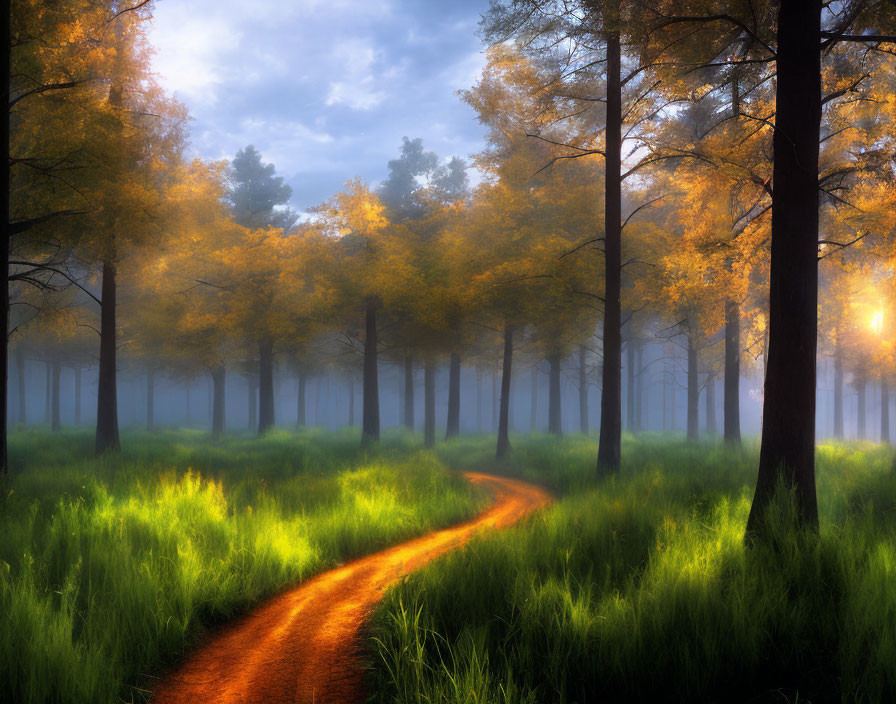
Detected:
[151,472,552,704]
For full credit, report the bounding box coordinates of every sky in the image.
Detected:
[148,0,492,211]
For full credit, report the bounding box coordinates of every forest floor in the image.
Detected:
[369,434,896,704]
[151,472,551,704]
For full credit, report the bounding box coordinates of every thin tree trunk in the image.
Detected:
[248,376,257,432]
[579,344,589,433]
[44,362,50,424]
[635,341,644,432]
[548,353,562,437]
[476,369,483,432]
[424,361,435,448]
[748,0,821,534]
[51,361,61,431]
[74,367,81,426]
[402,356,413,430]
[492,370,497,432]
[16,349,25,426]
[834,346,844,438]
[597,11,622,475]
[96,260,120,454]
[146,370,154,431]
[706,374,717,436]
[856,373,867,440]
[497,324,513,459]
[662,366,668,432]
[530,364,538,432]
[687,333,698,442]
[446,352,461,439]
[724,298,741,445]
[211,366,225,436]
[348,377,355,427]
[361,299,380,447]
[297,370,306,426]
[880,375,889,445]
[258,338,275,434]
[625,339,635,431]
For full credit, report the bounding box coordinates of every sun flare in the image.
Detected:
[871,310,884,335]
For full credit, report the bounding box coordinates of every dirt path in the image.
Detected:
[151,472,552,704]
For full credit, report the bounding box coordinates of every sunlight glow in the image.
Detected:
[871,310,884,335]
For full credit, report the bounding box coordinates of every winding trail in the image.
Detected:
[151,472,552,704]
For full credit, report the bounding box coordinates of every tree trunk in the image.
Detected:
[706,374,717,436]
[492,370,498,432]
[880,375,889,445]
[476,369,482,432]
[625,339,635,431]
[834,347,844,438]
[661,366,668,432]
[748,0,821,534]
[258,337,275,434]
[1,17,9,475]
[51,361,61,431]
[548,353,562,437]
[497,324,513,459]
[44,362,50,424]
[446,352,461,439]
[361,299,380,447]
[145,370,154,431]
[74,367,81,426]
[687,332,699,442]
[348,377,355,427]
[724,298,741,445]
[248,376,257,432]
[297,370,306,426]
[579,344,589,433]
[635,341,644,432]
[423,361,436,448]
[211,366,225,436]
[403,355,414,430]
[16,349,25,426]
[96,260,120,454]
[597,13,622,475]
[856,373,867,440]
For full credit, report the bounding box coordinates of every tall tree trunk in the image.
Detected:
[662,366,668,432]
[880,375,889,445]
[211,366,225,436]
[834,346,844,438]
[297,370,306,426]
[403,355,414,430]
[51,361,61,431]
[748,0,821,534]
[423,361,436,448]
[361,299,380,447]
[1,9,10,475]
[548,353,562,437]
[446,352,461,439]
[496,324,514,458]
[687,333,699,442]
[476,369,483,432]
[258,337,275,434]
[248,376,257,432]
[145,370,154,431]
[706,374,717,436]
[96,260,120,454]
[579,344,589,433]
[724,298,742,445]
[492,370,498,432]
[44,362,50,423]
[856,373,867,440]
[597,12,622,475]
[635,340,644,432]
[16,349,25,426]
[625,339,635,431]
[348,377,355,427]
[530,365,538,432]
[74,367,81,426]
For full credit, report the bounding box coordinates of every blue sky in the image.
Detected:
[148,0,491,210]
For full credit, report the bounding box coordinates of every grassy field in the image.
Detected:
[0,428,488,704]
[371,434,896,704]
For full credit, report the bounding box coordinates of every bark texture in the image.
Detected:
[96,260,120,455]
[724,299,741,445]
[446,352,461,439]
[212,366,226,436]
[497,324,513,459]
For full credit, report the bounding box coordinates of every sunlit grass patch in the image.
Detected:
[0,429,487,704]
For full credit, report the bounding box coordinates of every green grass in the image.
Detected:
[369,434,896,704]
[0,428,488,704]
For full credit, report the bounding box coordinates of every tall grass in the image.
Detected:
[370,435,896,704]
[0,428,486,704]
